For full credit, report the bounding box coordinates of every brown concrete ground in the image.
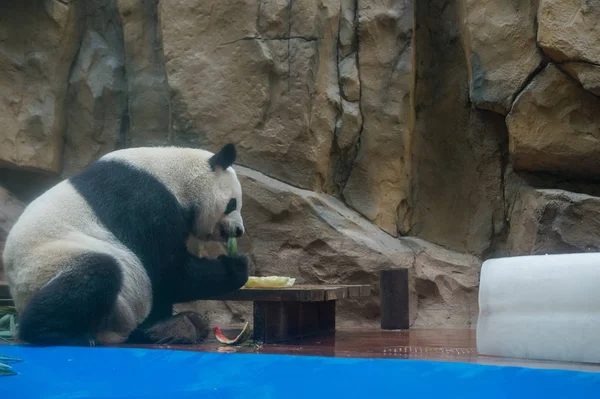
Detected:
[119,328,600,373]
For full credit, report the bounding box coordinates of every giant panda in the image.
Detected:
[2,143,248,346]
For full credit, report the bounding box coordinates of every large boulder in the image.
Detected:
[62,0,128,177]
[506,64,600,178]
[538,0,600,64]
[0,186,25,281]
[342,0,414,236]
[405,237,480,329]
[0,0,82,173]
[159,0,340,191]
[457,0,541,114]
[561,63,600,97]
[507,188,600,255]
[185,166,481,329]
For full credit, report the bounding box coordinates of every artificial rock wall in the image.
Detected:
[1,0,599,329]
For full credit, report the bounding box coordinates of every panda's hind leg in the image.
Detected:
[127,311,210,345]
[17,252,122,346]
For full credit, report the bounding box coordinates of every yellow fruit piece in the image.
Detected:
[243,276,296,288]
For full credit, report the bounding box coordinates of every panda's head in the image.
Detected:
[189,143,245,242]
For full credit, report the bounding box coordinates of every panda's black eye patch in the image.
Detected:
[225,198,237,215]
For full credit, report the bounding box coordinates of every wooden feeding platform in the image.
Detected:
[207,284,372,344]
[0,281,372,344]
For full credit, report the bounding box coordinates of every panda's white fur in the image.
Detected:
[99,146,244,241]
[4,198,152,344]
[2,144,247,345]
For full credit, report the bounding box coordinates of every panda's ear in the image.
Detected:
[209,143,237,171]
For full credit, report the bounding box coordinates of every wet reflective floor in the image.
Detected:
[122,328,600,372]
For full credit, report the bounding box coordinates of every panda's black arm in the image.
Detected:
[168,254,249,303]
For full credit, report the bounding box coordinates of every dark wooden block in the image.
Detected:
[380,268,409,330]
[253,300,336,344]
[317,300,336,332]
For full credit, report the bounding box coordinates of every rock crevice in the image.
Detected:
[326,0,363,200]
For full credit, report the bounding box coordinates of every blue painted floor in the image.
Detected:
[1,345,599,398]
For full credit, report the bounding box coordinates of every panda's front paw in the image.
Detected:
[218,253,249,288]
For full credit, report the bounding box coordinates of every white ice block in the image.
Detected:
[476,253,600,364]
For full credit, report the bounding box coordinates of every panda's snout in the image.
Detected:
[219,224,244,239]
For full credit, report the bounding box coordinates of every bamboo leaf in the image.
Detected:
[0,369,17,377]
[0,353,21,377]
[0,357,21,363]
[0,353,22,362]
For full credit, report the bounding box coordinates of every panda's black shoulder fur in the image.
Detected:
[69,158,194,293]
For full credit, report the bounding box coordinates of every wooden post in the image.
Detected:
[380,268,409,330]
